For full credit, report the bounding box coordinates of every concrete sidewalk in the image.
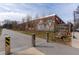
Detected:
[72,32,79,48]
[14,47,45,55]
[12,41,79,55]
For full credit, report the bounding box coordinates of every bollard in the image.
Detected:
[32,33,36,47]
[5,36,11,55]
[46,32,49,42]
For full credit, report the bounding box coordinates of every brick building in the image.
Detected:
[18,14,65,31]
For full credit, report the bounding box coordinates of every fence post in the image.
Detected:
[46,32,49,42]
[5,36,11,55]
[32,33,36,47]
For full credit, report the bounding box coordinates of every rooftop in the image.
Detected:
[32,14,56,20]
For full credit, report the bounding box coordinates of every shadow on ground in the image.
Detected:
[36,45,54,48]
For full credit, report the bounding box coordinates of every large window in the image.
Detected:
[47,19,52,26]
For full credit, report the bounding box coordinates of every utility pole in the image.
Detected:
[73,11,75,32]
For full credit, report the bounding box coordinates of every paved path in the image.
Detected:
[1,29,79,55]
[72,32,79,48]
[0,29,32,52]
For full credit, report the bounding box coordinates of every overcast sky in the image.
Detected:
[0,3,78,24]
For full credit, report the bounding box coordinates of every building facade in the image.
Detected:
[18,14,65,31]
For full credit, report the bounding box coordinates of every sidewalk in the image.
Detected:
[13,38,79,55]
[72,32,79,48]
[14,47,45,55]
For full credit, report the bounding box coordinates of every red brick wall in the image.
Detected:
[18,15,65,31]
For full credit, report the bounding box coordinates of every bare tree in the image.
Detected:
[22,18,25,23]
[23,15,32,31]
[35,14,39,19]
[26,15,32,22]
[2,20,18,29]
[11,21,18,30]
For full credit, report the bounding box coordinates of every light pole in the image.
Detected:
[73,11,76,39]
[73,11,75,32]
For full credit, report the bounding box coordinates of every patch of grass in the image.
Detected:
[0,28,2,35]
[15,30,71,46]
[19,31,33,35]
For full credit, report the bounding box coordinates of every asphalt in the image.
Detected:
[0,29,32,53]
[1,29,79,55]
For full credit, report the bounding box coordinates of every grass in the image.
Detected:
[0,28,2,35]
[18,30,71,46]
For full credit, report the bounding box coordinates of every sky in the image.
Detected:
[0,3,79,24]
